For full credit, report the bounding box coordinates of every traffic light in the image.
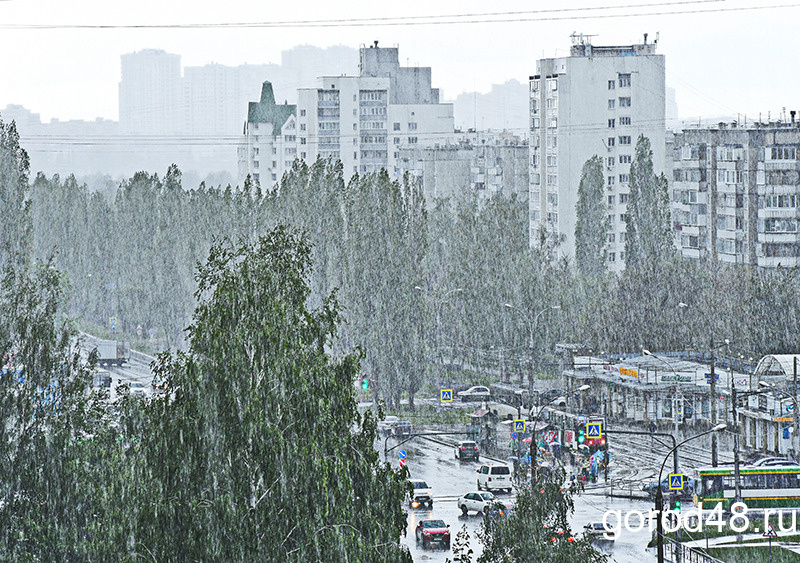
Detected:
[671,497,681,514]
[577,427,585,444]
[361,377,369,390]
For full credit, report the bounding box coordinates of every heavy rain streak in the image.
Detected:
[1,15,800,563]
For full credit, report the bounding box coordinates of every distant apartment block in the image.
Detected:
[294,42,454,182]
[119,49,182,135]
[396,131,529,207]
[672,118,800,268]
[529,35,666,269]
[238,82,296,189]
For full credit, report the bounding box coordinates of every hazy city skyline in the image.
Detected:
[2,0,799,125]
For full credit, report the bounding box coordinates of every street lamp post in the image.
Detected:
[654,423,727,563]
[529,384,590,483]
[504,303,560,391]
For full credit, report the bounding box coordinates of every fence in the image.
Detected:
[663,536,725,563]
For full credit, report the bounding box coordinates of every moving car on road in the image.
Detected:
[476,463,513,493]
[377,415,399,437]
[457,491,495,515]
[407,479,434,509]
[415,519,450,550]
[583,522,615,541]
[454,440,480,461]
[458,386,491,402]
[394,420,413,437]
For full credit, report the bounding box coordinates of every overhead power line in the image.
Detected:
[2,1,799,30]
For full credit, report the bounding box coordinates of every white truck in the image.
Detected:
[94,340,131,367]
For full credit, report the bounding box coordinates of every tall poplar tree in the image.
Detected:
[574,155,608,277]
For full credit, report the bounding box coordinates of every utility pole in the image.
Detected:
[710,337,718,466]
[794,357,798,462]
[731,374,742,504]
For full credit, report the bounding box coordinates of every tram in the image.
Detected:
[695,465,800,510]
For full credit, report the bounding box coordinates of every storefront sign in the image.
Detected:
[619,367,639,378]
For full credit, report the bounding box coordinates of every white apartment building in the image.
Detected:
[119,49,182,135]
[295,42,454,182]
[529,35,666,269]
[238,82,297,190]
[672,119,800,268]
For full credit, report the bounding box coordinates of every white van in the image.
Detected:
[476,463,513,493]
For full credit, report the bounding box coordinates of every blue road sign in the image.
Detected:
[668,473,684,490]
[398,450,407,459]
[586,422,602,439]
[514,419,526,433]
[788,404,795,412]
[440,389,453,402]
[577,414,587,425]
[510,432,519,440]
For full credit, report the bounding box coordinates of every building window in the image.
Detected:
[300,138,306,145]
[393,122,400,131]
[300,109,306,117]
[254,147,259,155]
[353,123,357,130]
[619,154,631,164]
[619,193,629,203]
[620,213,627,223]
[608,214,615,226]
[272,147,277,154]
[619,136,631,145]
[620,252,625,261]
[272,160,277,168]
[770,146,797,160]
[271,173,277,181]
[608,195,615,205]
[608,176,615,186]
[409,137,418,144]
[300,124,306,131]
[608,99,616,110]
[608,137,615,147]
[619,73,631,87]
[546,155,557,167]
[354,152,358,159]
[301,152,306,159]
[619,97,631,108]
[253,161,259,169]
[608,80,615,90]
[607,157,615,167]
[547,78,558,91]
[548,118,558,128]
[765,218,798,233]
[546,98,558,110]
[609,252,616,262]
[531,79,540,92]
[608,119,615,128]
[394,137,400,145]
[547,174,558,186]
[608,233,616,243]
[619,116,631,126]
[620,232,626,242]
[408,122,418,130]
[619,173,630,183]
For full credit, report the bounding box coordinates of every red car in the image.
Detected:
[415,519,450,549]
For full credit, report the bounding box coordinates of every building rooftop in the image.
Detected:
[247,82,295,129]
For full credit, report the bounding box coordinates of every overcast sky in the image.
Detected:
[1,0,798,124]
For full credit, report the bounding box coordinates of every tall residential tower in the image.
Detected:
[529,35,666,269]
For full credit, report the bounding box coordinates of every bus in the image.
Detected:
[695,465,800,510]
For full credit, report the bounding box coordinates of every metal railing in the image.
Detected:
[663,536,725,563]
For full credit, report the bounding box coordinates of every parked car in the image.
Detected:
[415,519,450,549]
[485,499,515,520]
[408,479,434,509]
[584,522,615,541]
[458,386,491,402]
[457,491,495,515]
[476,463,513,493]
[454,440,480,461]
[642,474,695,500]
[749,457,797,467]
[394,420,413,437]
[377,415,400,437]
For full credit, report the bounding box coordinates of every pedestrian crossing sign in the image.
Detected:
[668,473,684,490]
[586,422,601,439]
[440,389,453,402]
[514,419,526,433]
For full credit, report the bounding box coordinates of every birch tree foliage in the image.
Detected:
[138,227,411,562]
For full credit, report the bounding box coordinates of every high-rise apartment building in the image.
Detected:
[119,49,182,135]
[529,35,666,269]
[672,119,800,268]
[295,42,454,181]
[238,82,297,189]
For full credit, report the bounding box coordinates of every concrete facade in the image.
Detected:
[672,120,800,268]
[529,36,666,269]
[295,42,454,182]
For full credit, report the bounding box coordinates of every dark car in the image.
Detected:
[454,440,480,461]
[415,519,450,549]
[394,421,413,437]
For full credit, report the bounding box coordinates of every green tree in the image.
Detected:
[624,134,673,270]
[478,471,607,563]
[574,156,608,278]
[135,227,411,561]
[0,118,31,268]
